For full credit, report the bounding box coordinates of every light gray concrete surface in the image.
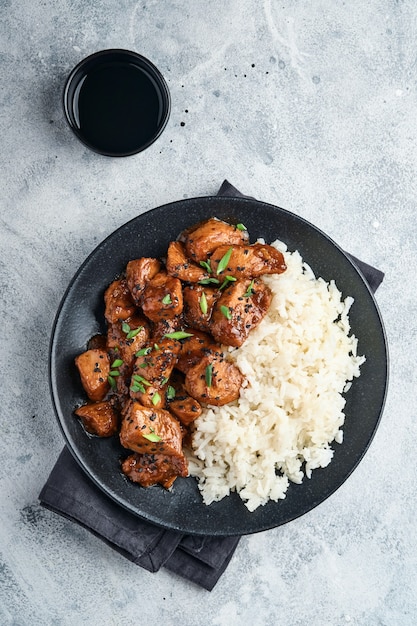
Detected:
[1,1,416,624]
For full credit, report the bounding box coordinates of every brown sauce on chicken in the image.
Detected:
[74,217,286,489]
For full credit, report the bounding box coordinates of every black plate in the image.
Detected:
[49,196,388,536]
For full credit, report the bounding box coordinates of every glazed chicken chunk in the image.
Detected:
[120,401,185,458]
[184,354,244,406]
[166,241,209,283]
[210,277,272,347]
[140,271,183,322]
[181,217,250,262]
[129,337,181,408]
[176,329,221,374]
[126,257,161,305]
[182,284,220,333]
[210,243,287,279]
[167,373,203,425]
[74,400,118,437]
[121,452,188,489]
[75,348,110,401]
[169,392,202,426]
[105,314,150,398]
[151,316,183,343]
[106,314,150,367]
[104,278,136,324]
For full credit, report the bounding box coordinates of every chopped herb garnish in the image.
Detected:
[108,358,123,389]
[199,290,208,315]
[199,259,212,273]
[139,362,149,368]
[121,323,143,339]
[167,385,176,400]
[244,279,255,298]
[219,275,237,290]
[161,377,169,385]
[153,343,160,351]
[162,294,172,305]
[135,347,152,357]
[151,392,161,406]
[143,428,161,442]
[126,326,143,340]
[236,223,247,231]
[216,247,233,274]
[198,277,220,285]
[163,331,194,340]
[220,305,232,320]
[205,363,213,387]
[133,374,151,386]
[130,382,145,394]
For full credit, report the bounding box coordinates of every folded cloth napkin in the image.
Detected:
[39,180,384,591]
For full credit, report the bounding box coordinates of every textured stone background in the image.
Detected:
[1,1,416,624]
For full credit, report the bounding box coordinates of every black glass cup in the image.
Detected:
[63,49,171,157]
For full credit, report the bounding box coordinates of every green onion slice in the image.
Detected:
[151,392,161,406]
[199,259,212,273]
[205,363,213,387]
[199,291,208,315]
[163,331,194,340]
[216,247,233,274]
[132,374,151,386]
[143,430,161,442]
[244,279,255,298]
[166,385,176,400]
[135,347,151,357]
[130,383,145,394]
[111,359,123,368]
[126,327,143,340]
[162,294,172,305]
[220,275,237,290]
[236,223,247,231]
[198,277,220,285]
[220,305,232,320]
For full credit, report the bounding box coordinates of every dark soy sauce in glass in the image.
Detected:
[64,50,171,156]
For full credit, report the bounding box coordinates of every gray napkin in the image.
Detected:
[39,180,384,591]
[40,446,239,590]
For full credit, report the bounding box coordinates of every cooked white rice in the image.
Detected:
[187,240,366,512]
